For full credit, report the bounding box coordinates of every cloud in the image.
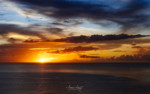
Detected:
[7,38,22,43]
[132,46,142,49]
[51,46,98,53]
[9,0,150,32]
[113,50,126,52]
[46,28,64,36]
[108,47,150,62]
[54,34,146,43]
[112,53,150,62]
[80,55,100,58]
[0,23,65,42]
[0,24,46,40]
[51,19,83,26]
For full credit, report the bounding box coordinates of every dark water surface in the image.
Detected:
[0,63,150,94]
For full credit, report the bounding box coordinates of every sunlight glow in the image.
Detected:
[40,59,46,63]
[38,57,54,63]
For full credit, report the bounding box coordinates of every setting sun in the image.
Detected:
[38,57,54,63]
[39,59,46,63]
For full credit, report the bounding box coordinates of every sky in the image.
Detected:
[0,0,150,63]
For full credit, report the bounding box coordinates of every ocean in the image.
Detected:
[0,63,150,94]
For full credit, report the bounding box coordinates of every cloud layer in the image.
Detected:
[0,23,65,40]
[51,46,98,53]
[9,0,150,32]
[54,34,146,43]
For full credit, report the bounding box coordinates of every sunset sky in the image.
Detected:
[0,0,150,63]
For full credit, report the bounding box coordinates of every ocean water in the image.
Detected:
[0,63,150,94]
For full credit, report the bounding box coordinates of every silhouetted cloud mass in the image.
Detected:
[51,46,98,53]
[110,53,150,62]
[80,55,100,58]
[54,34,146,43]
[79,49,150,62]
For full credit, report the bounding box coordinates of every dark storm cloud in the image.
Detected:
[10,0,150,31]
[51,46,98,53]
[54,34,146,43]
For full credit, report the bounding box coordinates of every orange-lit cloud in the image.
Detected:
[0,35,150,63]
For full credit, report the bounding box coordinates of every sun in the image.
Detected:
[40,59,46,63]
[38,57,54,63]
[37,52,55,63]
